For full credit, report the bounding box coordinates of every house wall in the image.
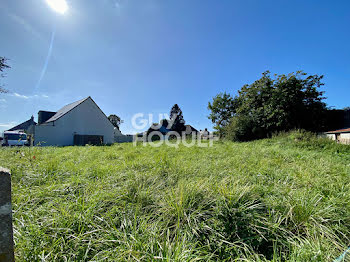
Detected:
[114,135,134,143]
[114,128,122,137]
[340,133,350,139]
[326,133,350,145]
[34,98,115,146]
[326,134,336,140]
[113,128,133,143]
[339,133,350,144]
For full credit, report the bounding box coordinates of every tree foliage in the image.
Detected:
[108,114,122,130]
[169,104,186,132]
[0,57,10,93]
[208,92,240,136]
[208,71,327,141]
[145,105,186,140]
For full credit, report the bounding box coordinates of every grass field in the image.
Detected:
[0,132,349,261]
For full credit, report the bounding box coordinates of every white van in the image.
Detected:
[2,131,28,146]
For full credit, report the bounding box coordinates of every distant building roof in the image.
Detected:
[185,125,198,131]
[160,126,172,134]
[184,124,199,135]
[7,116,36,132]
[45,97,89,123]
[326,128,350,134]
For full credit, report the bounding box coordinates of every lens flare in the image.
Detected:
[45,0,68,14]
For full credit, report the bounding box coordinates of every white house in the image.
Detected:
[200,128,210,139]
[34,97,118,146]
[325,128,350,145]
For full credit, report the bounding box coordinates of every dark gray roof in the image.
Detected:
[185,124,198,132]
[45,97,89,123]
[8,116,36,131]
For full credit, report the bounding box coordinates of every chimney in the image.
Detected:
[38,111,56,125]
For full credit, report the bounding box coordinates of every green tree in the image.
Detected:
[208,92,240,136]
[209,71,327,141]
[0,57,10,93]
[108,114,122,130]
[169,104,185,132]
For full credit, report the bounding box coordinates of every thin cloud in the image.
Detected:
[0,122,17,133]
[10,93,49,99]
[0,122,17,128]
[13,93,29,99]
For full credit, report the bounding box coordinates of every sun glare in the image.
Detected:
[45,0,68,14]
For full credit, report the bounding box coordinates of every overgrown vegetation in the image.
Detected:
[208,71,329,141]
[0,132,349,261]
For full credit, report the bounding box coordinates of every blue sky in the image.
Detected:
[0,0,349,134]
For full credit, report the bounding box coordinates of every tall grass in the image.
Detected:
[0,132,349,261]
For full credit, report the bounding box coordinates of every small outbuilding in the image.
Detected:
[325,128,350,145]
[34,97,116,146]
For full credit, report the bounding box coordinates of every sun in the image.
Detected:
[45,0,68,14]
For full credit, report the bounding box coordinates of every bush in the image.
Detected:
[224,115,266,141]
